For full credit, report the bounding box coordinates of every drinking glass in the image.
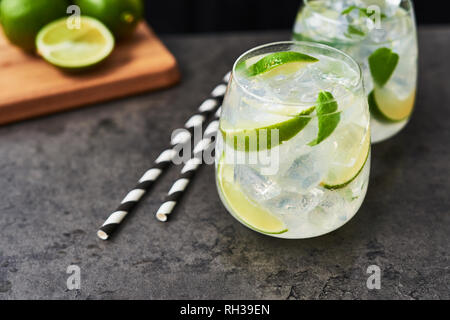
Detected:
[215,41,370,239]
[293,0,418,143]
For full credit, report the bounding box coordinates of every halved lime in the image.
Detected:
[321,124,370,190]
[36,16,115,69]
[369,88,415,122]
[245,51,318,77]
[220,106,315,152]
[217,158,287,235]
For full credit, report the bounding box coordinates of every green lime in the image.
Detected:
[368,88,415,122]
[321,124,370,190]
[243,51,318,77]
[0,0,68,51]
[220,106,315,152]
[74,0,143,40]
[36,16,114,70]
[217,157,288,235]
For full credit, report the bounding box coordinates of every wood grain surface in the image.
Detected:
[0,22,180,125]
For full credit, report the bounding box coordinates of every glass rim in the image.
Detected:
[303,0,414,26]
[231,40,363,111]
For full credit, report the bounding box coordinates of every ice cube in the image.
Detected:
[369,28,388,43]
[384,0,402,16]
[387,34,417,100]
[267,188,324,215]
[278,145,329,192]
[308,191,348,227]
[235,165,281,201]
[264,66,321,104]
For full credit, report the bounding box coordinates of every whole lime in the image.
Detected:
[0,0,69,51]
[74,0,143,40]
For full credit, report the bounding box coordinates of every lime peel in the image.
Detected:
[244,51,319,77]
[220,106,315,152]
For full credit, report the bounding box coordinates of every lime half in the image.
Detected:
[36,16,115,69]
[244,51,318,77]
[217,158,287,235]
[369,88,415,122]
[322,124,370,190]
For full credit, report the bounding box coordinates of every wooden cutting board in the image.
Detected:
[0,22,180,125]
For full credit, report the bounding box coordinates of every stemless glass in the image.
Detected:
[293,0,418,143]
[215,41,370,239]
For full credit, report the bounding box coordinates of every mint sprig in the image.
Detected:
[308,91,341,146]
[341,6,387,19]
[368,47,399,87]
[341,5,387,39]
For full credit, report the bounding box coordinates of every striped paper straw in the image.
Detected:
[155,107,221,222]
[97,73,230,240]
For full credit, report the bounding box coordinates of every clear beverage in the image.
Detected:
[293,0,418,143]
[215,42,370,239]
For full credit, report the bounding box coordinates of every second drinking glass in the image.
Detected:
[294,0,418,143]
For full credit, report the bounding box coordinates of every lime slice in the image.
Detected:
[245,51,318,77]
[369,88,415,122]
[217,158,287,235]
[322,124,370,190]
[220,106,315,152]
[36,16,115,69]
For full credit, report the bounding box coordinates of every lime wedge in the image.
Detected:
[36,16,114,69]
[217,158,287,235]
[369,88,415,122]
[245,51,318,77]
[220,106,315,152]
[322,124,370,190]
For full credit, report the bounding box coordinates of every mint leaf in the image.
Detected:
[368,47,399,87]
[341,5,387,19]
[341,5,358,15]
[308,91,341,146]
[345,25,366,37]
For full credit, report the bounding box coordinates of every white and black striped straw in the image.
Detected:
[97,73,230,240]
[155,107,221,222]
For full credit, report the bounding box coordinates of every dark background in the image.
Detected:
[144,0,450,34]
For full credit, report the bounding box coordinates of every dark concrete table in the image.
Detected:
[0,28,449,300]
